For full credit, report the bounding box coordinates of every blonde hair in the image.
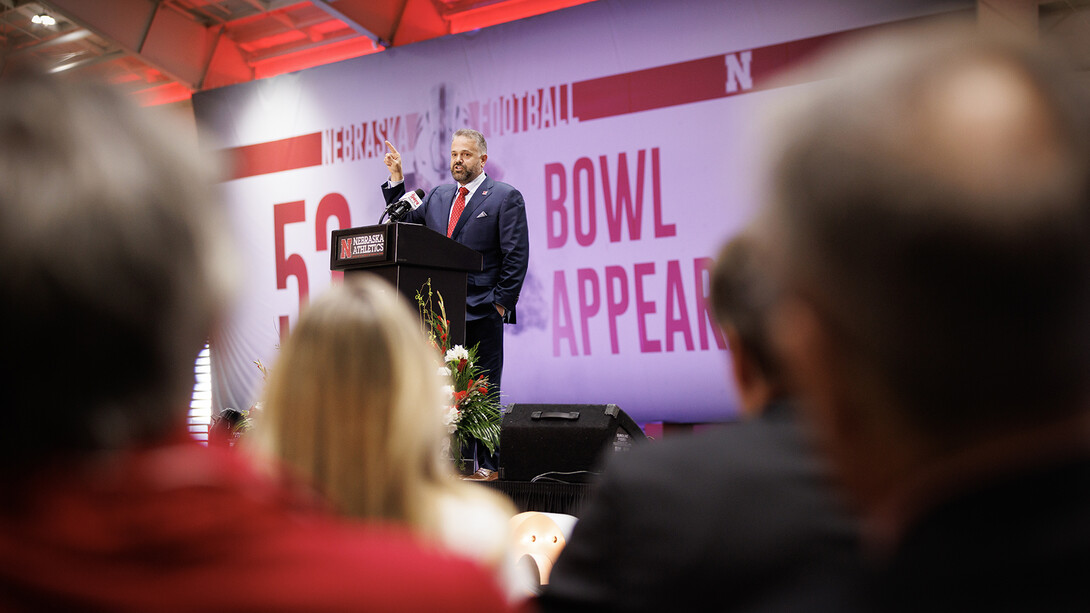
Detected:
[253,276,511,539]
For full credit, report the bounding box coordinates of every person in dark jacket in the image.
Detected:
[753,22,1090,612]
[538,232,859,612]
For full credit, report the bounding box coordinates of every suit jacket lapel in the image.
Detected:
[434,184,455,233]
[452,176,494,239]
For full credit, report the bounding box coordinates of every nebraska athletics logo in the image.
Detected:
[338,231,385,260]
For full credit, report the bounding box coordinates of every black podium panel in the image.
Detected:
[331,223,482,346]
[361,265,469,344]
[499,404,646,482]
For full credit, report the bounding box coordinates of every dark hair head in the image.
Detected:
[710,232,783,388]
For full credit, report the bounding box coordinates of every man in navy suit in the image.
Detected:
[538,232,859,611]
[382,129,529,479]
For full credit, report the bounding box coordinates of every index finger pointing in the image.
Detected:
[385,140,400,156]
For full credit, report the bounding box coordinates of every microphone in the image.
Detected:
[381,188,425,223]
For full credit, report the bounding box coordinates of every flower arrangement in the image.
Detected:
[416,279,502,469]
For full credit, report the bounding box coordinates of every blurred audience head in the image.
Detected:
[710,231,785,414]
[0,71,236,473]
[254,276,455,528]
[755,23,1090,507]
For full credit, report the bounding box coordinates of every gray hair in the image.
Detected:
[761,25,1090,440]
[0,72,237,468]
[452,128,487,155]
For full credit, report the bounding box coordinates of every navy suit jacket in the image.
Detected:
[382,176,529,323]
[539,401,861,612]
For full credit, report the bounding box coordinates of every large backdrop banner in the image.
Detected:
[194,0,971,424]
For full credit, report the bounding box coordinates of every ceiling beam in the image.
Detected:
[39,0,250,91]
[390,0,448,46]
[3,24,93,55]
[390,0,410,44]
[309,0,386,46]
[304,0,416,48]
[49,48,125,73]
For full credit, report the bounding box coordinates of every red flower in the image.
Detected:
[478,387,487,394]
[457,358,468,373]
[454,390,468,403]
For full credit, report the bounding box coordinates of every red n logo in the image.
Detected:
[340,238,352,259]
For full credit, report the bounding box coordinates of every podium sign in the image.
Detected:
[331,223,483,346]
[335,226,387,263]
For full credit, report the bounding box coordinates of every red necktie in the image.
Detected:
[448,186,468,237]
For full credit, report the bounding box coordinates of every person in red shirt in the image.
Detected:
[0,70,513,613]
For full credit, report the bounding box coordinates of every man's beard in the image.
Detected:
[451,164,476,183]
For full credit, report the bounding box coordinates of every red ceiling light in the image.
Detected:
[445,0,598,34]
[134,81,194,107]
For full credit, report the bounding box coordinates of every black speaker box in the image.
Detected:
[499,403,646,482]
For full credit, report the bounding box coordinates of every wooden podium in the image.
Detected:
[330,222,483,346]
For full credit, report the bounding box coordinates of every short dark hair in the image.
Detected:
[710,232,782,386]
